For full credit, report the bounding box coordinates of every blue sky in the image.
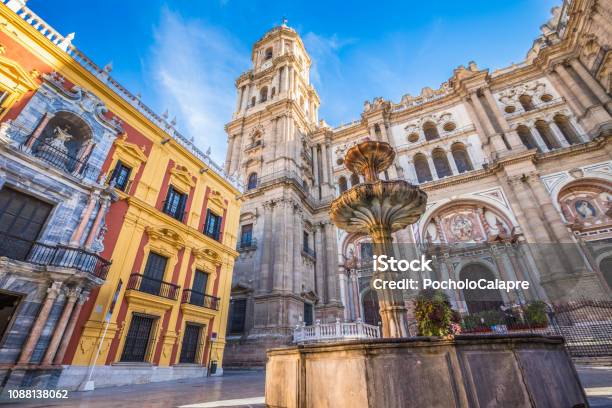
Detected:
[29,0,558,163]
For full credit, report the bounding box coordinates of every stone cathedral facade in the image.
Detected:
[224,0,611,366]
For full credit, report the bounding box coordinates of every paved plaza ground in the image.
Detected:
[1,365,611,407]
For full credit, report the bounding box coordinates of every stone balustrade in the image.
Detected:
[293,319,381,343]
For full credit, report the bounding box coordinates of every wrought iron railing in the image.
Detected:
[21,137,100,180]
[182,289,220,311]
[237,237,257,251]
[127,273,180,300]
[0,231,111,279]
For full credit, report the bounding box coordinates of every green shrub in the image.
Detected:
[524,301,548,326]
[414,289,454,336]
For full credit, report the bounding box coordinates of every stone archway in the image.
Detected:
[460,263,504,314]
[362,288,381,326]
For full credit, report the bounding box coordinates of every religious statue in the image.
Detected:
[575,200,596,218]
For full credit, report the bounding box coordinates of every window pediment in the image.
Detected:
[192,247,221,266]
[113,133,148,168]
[0,54,39,93]
[145,225,185,249]
[170,164,196,192]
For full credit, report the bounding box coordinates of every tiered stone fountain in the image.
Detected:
[329,140,426,338]
[265,141,588,408]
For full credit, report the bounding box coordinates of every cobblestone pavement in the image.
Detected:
[1,365,611,407]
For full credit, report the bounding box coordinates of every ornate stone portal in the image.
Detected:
[329,141,427,337]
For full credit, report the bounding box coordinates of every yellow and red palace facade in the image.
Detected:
[0,0,240,390]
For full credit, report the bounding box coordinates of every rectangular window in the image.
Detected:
[141,252,168,296]
[303,231,309,252]
[163,186,187,222]
[304,303,314,326]
[0,187,52,261]
[0,291,22,345]
[229,298,247,334]
[203,209,222,241]
[240,224,253,247]
[120,314,156,362]
[179,323,203,364]
[109,160,132,192]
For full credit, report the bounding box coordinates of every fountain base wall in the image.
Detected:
[265,335,587,408]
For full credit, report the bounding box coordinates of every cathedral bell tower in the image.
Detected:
[224,21,342,367]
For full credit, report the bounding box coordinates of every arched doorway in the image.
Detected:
[460,264,504,313]
[362,289,381,326]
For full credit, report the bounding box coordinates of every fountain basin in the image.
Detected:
[330,180,427,233]
[265,335,587,408]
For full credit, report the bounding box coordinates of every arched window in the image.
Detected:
[414,153,432,183]
[423,121,440,141]
[247,172,258,190]
[553,114,580,145]
[516,125,539,151]
[535,120,560,150]
[432,148,452,178]
[350,173,360,187]
[270,87,276,99]
[264,47,273,60]
[460,264,504,314]
[260,87,268,103]
[250,96,256,107]
[519,94,534,111]
[451,143,473,173]
[338,176,348,193]
[35,111,93,174]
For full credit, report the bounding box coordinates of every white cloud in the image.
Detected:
[147,8,249,164]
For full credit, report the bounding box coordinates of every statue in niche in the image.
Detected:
[37,125,74,170]
[575,200,596,218]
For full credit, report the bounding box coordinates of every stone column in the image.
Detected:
[85,196,111,249]
[525,174,572,244]
[546,70,584,117]
[18,281,62,365]
[529,125,550,152]
[569,59,611,108]
[339,272,349,321]
[446,150,459,175]
[313,224,325,301]
[320,143,329,184]
[293,207,302,293]
[42,287,81,365]
[554,64,593,111]
[549,121,570,147]
[260,201,275,293]
[463,96,493,158]
[53,291,89,365]
[70,192,99,246]
[469,92,507,154]
[25,112,54,150]
[312,144,320,187]
[351,272,361,319]
[224,135,235,173]
[324,222,340,303]
[426,155,438,180]
[272,201,288,291]
[506,248,534,301]
[482,88,524,151]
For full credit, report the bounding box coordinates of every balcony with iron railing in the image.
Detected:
[181,289,220,311]
[237,237,257,251]
[18,136,101,180]
[0,231,111,280]
[127,273,180,300]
